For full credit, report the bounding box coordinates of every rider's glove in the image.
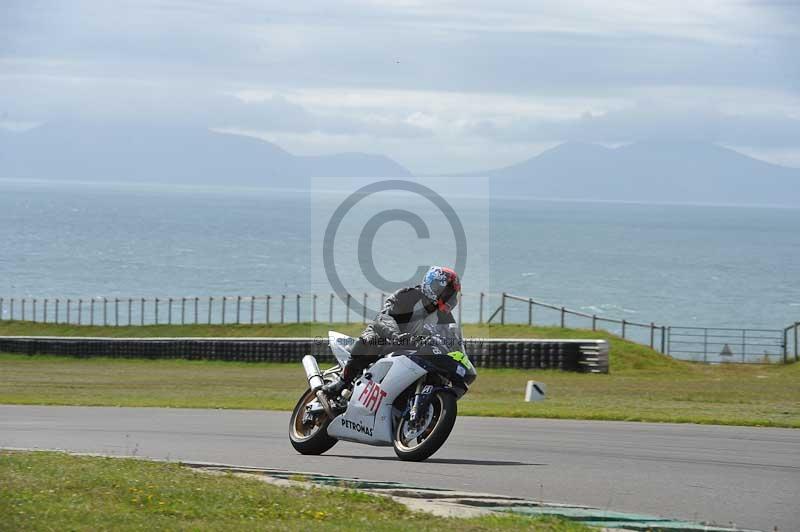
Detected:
[392,332,413,346]
[412,335,433,347]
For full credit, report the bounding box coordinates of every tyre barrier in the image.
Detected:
[0,336,609,373]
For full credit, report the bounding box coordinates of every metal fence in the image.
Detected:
[0,294,391,327]
[666,327,788,364]
[490,293,798,364]
[0,292,797,364]
[496,293,667,351]
[0,293,505,327]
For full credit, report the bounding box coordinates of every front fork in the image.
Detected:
[408,377,433,426]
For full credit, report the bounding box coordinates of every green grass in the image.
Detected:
[0,451,588,531]
[1,351,797,427]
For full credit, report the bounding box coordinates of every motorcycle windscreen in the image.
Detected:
[328,331,354,367]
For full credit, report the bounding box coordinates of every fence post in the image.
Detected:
[140,298,145,326]
[312,294,317,323]
[181,297,186,325]
[794,322,799,362]
[55,299,60,324]
[0,297,3,321]
[115,298,119,326]
[265,295,270,324]
[661,326,666,353]
[703,328,708,363]
[250,296,255,325]
[329,293,333,324]
[10,298,14,321]
[78,299,82,325]
[103,298,108,326]
[128,298,132,326]
[479,292,484,324]
[296,294,301,323]
[560,306,565,328]
[667,326,671,354]
[236,296,241,325]
[649,322,655,349]
[500,292,506,325]
[22,298,26,321]
[194,297,199,324]
[208,297,213,324]
[362,293,367,324]
[280,295,285,324]
[741,329,746,363]
[346,294,351,324]
[32,299,37,322]
[43,299,48,323]
[783,328,788,364]
[592,314,597,331]
[167,298,172,324]
[90,299,94,325]
[221,296,227,324]
[528,298,533,326]
[621,319,626,339]
[66,299,71,324]
[154,298,159,325]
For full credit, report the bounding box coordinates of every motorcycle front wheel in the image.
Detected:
[393,391,457,462]
[289,388,338,455]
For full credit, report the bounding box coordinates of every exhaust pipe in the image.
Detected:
[303,355,335,418]
[302,355,325,392]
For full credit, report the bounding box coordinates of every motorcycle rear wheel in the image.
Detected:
[289,388,338,455]
[393,391,457,462]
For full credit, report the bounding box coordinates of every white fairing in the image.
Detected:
[327,354,427,445]
[328,331,353,367]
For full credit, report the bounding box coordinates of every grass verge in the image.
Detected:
[0,450,588,531]
[1,351,797,427]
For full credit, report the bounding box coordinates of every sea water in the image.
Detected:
[1,179,798,332]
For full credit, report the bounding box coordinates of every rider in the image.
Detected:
[322,266,461,397]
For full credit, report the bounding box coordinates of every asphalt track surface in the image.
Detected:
[1,405,797,531]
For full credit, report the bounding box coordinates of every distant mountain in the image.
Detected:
[3,122,799,206]
[477,141,800,206]
[0,121,411,185]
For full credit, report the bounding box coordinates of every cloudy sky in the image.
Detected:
[2,0,799,173]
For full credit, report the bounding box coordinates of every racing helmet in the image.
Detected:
[421,266,461,313]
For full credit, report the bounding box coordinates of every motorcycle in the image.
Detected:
[289,323,477,461]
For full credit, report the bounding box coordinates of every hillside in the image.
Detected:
[3,122,800,206]
[482,141,800,206]
[0,122,411,186]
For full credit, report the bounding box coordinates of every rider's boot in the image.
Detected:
[321,377,350,397]
[322,339,379,398]
[322,362,355,397]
